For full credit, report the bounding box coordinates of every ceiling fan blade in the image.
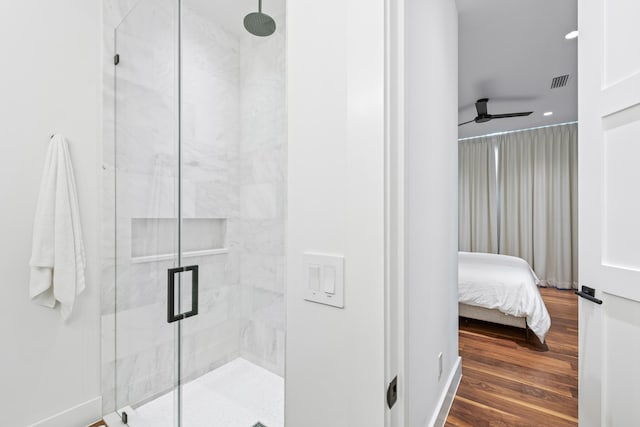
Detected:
[458,119,476,126]
[489,112,533,119]
[475,98,489,116]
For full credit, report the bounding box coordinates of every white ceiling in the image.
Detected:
[185,0,285,36]
[457,0,577,139]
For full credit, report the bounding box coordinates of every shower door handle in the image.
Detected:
[167,265,199,323]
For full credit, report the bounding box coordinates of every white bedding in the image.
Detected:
[458,251,551,343]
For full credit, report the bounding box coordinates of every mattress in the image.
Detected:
[458,251,551,342]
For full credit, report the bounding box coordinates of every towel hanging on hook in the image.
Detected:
[30,133,86,320]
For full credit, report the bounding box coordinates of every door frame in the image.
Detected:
[385,0,406,425]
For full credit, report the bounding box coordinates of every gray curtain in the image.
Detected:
[458,138,497,253]
[498,123,578,289]
[459,123,578,289]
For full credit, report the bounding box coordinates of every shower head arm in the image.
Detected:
[259,0,262,12]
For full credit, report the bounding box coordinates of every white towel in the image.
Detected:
[29,135,86,320]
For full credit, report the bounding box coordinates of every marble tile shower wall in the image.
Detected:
[101,0,286,414]
[180,6,243,387]
[238,18,286,377]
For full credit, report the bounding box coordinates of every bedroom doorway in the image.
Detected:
[449,0,579,425]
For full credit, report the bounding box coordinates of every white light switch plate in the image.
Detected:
[303,253,345,308]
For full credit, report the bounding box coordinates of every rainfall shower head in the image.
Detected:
[244,0,276,37]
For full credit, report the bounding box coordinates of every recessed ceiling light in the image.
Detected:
[565,30,579,40]
[544,111,553,116]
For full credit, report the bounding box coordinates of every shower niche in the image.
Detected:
[130,218,228,262]
[104,0,286,425]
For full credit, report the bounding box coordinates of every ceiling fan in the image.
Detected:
[458,98,533,126]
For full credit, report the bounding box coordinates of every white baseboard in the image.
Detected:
[426,356,462,427]
[28,396,102,427]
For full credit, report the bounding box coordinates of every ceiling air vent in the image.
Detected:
[550,74,570,89]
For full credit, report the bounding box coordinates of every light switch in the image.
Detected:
[303,252,345,308]
[309,264,321,291]
[323,265,336,294]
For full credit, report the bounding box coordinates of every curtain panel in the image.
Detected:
[458,138,498,253]
[459,123,578,289]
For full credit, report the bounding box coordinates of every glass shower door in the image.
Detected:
[114,0,182,425]
[113,0,286,425]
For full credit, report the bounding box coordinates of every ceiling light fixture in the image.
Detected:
[565,30,579,40]
[544,112,553,116]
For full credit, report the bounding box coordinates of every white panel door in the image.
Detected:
[579,0,640,426]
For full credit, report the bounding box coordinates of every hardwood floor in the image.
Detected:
[446,288,578,427]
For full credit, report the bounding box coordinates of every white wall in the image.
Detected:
[404,0,460,426]
[0,1,102,426]
[286,0,387,425]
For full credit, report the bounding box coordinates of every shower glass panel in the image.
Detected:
[114,0,180,424]
[113,0,286,425]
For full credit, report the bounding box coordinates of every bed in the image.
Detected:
[458,251,551,343]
